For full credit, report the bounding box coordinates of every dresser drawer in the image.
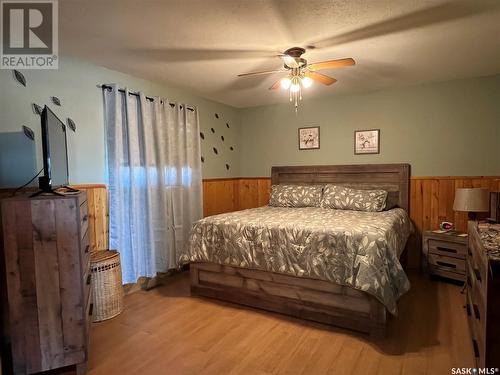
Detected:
[80,202,89,240]
[466,290,484,367]
[81,230,91,269]
[469,232,488,278]
[471,285,486,336]
[428,253,466,273]
[85,287,93,342]
[467,253,487,297]
[83,272,92,310]
[466,259,475,291]
[428,239,466,259]
[467,257,487,302]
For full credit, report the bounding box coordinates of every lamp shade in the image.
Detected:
[453,188,489,212]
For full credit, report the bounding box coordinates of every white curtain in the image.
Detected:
[104,84,202,284]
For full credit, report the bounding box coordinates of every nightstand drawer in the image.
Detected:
[428,239,466,258]
[428,253,465,273]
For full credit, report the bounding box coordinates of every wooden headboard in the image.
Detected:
[271,164,410,212]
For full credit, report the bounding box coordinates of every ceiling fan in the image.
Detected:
[237,47,355,110]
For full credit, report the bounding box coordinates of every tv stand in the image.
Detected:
[29,189,65,198]
[30,176,80,197]
[62,185,80,193]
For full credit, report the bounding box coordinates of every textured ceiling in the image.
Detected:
[59,0,500,108]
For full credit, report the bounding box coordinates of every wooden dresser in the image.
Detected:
[466,221,500,368]
[1,192,92,374]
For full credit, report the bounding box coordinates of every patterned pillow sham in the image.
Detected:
[269,184,323,208]
[320,185,387,212]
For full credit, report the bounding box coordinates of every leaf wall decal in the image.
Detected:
[51,96,61,106]
[22,125,35,141]
[200,132,205,140]
[67,118,77,132]
[225,164,230,170]
[213,147,218,155]
[32,103,43,115]
[13,70,26,86]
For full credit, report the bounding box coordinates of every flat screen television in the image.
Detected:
[39,105,69,192]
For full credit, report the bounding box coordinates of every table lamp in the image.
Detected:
[453,188,490,220]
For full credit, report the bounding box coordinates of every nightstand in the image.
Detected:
[422,230,468,282]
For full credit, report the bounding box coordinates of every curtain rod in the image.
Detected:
[98,84,195,112]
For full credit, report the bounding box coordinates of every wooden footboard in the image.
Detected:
[190,262,387,337]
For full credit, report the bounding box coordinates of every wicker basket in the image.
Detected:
[90,250,124,322]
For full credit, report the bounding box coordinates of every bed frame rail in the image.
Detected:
[190,262,387,337]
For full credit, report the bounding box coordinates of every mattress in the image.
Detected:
[180,206,412,314]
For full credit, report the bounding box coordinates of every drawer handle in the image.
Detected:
[436,246,457,254]
[473,304,480,320]
[85,244,90,253]
[474,268,482,282]
[472,339,480,358]
[466,303,471,316]
[82,214,88,222]
[436,261,456,269]
[86,274,92,285]
[89,303,94,316]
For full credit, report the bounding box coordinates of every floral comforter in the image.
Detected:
[180,206,412,314]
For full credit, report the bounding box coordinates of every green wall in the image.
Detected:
[239,75,500,177]
[0,57,239,188]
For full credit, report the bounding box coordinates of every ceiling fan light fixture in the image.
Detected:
[238,46,352,112]
[302,76,313,88]
[280,77,291,89]
[290,83,300,93]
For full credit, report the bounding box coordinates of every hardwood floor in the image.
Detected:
[81,270,473,375]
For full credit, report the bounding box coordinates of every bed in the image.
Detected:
[182,164,411,336]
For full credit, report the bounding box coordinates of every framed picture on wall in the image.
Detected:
[298,126,320,150]
[354,129,380,154]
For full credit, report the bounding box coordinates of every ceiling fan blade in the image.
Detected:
[280,54,299,68]
[269,80,281,90]
[308,58,355,71]
[307,0,499,49]
[304,71,337,86]
[129,48,279,62]
[238,69,286,77]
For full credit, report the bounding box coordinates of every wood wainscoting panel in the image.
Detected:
[72,185,109,252]
[237,178,272,210]
[202,178,239,217]
[201,178,272,216]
